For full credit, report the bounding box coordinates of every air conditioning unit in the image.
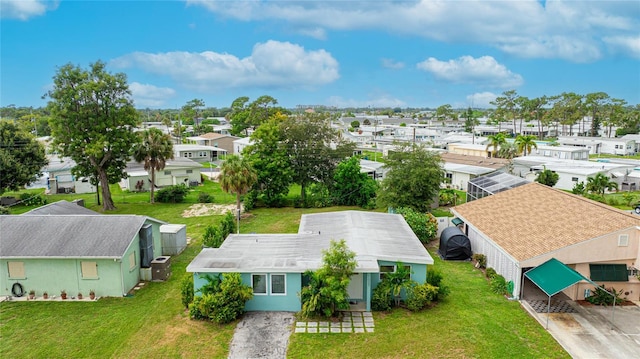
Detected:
[150,256,171,281]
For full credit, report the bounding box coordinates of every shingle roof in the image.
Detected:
[452,182,640,262]
[187,211,433,273]
[0,215,148,258]
[23,200,99,216]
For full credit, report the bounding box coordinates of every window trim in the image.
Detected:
[129,251,137,271]
[618,234,629,247]
[270,274,286,295]
[379,264,412,280]
[252,274,267,295]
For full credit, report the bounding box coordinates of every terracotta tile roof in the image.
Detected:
[452,182,640,262]
[200,132,228,139]
[440,152,509,170]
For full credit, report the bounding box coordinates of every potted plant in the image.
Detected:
[60,289,67,300]
[77,292,83,300]
[28,289,36,300]
[89,289,95,300]
[43,291,49,299]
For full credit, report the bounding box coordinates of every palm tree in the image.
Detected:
[514,134,538,156]
[219,155,257,230]
[586,173,618,198]
[485,132,507,158]
[133,128,174,204]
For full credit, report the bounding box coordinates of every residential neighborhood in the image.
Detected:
[2,1,639,358]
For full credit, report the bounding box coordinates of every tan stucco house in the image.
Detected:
[451,182,640,301]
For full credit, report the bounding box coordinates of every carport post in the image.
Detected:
[546,296,551,329]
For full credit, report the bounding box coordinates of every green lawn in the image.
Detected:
[1,183,568,358]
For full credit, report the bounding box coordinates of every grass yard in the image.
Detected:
[287,254,569,359]
[1,182,568,358]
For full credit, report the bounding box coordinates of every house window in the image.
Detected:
[198,151,208,157]
[81,261,98,279]
[252,274,267,295]
[164,170,171,175]
[379,265,394,280]
[572,177,579,182]
[271,274,286,295]
[129,251,136,270]
[379,265,411,280]
[7,261,25,279]
[618,234,629,247]
[589,264,628,281]
[186,170,193,174]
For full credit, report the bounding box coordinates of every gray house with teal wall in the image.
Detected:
[0,202,166,298]
[187,211,434,311]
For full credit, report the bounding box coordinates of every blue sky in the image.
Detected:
[1,0,639,110]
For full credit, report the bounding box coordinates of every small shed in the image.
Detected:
[438,226,472,260]
[160,224,187,255]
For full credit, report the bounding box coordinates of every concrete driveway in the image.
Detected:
[522,301,640,359]
[228,312,295,359]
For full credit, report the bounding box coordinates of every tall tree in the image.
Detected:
[435,104,453,125]
[463,107,480,142]
[228,95,287,136]
[331,156,378,208]
[47,61,139,211]
[485,132,507,158]
[377,142,444,213]
[133,128,174,204]
[0,121,48,195]
[519,96,548,139]
[584,92,611,137]
[491,90,519,135]
[586,173,618,197]
[219,155,257,224]
[514,134,538,156]
[281,112,355,203]
[244,112,293,206]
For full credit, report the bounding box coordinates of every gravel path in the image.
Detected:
[228,312,296,359]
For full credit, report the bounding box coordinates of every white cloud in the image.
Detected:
[0,0,57,20]
[381,58,405,70]
[466,92,499,108]
[186,0,640,62]
[111,40,339,91]
[296,27,327,40]
[129,82,176,108]
[417,56,523,88]
[603,35,640,59]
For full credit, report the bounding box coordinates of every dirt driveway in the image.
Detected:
[228,312,295,359]
[522,301,640,358]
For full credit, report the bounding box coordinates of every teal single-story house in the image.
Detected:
[0,202,166,298]
[187,211,434,311]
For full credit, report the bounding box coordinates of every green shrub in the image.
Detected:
[395,207,438,243]
[485,267,497,279]
[426,268,450,300]
[406,283,439,311]
[188,273,253,324]
[155,185,189,203]
[489,274,508,295]
[585,285,623,306]
[220,211,236,237]
[198,192,213,203]
[180,275,194,309]
[0,206,9,215]
[472,254,487,268]
[19,193,47,206]
[202,225,224,248]
[371,281,393,311]
[243,190,257,211]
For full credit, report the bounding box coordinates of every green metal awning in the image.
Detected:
[524,258,616,329]
[451,218,464,226]
[524,258,588,296]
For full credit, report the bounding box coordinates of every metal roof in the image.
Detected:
[187,211,433,273]
[0,215,149,258]
[23,200,99,216]
[468,171,530,195]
